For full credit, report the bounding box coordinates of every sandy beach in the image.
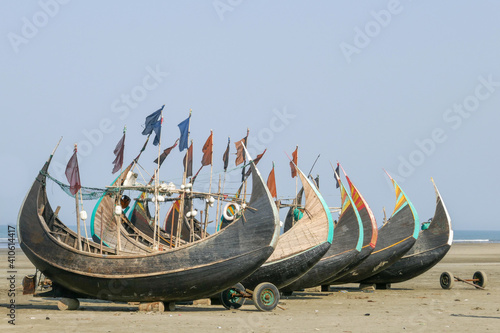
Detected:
[1,243,499,332]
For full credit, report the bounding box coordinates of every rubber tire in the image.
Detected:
[220,283,245,310]
[253,282,280,312]
[472,271,487,288]
[440,271,454,289]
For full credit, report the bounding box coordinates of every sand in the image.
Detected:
[1,243,499,332]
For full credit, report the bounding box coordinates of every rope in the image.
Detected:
[41,171,118,200]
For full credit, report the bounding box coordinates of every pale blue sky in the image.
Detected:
[1,0,499,231]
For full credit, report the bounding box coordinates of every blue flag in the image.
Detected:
[142,106,164,135]
[178,116,190,151]
[152,120,162,146]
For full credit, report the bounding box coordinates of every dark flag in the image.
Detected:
[154,139,179,166]
[65,146,81,195]
[183,142,193,178]
[245,149,266,177]
[112,132,125,174]
[335,163,340,188]
[152,117,162,146]
[290,146,298,178]
[142,106,164,135]
[178,114,191,151]
[222,137,230,171]
[267,163,277,198]
[201,131,213,166]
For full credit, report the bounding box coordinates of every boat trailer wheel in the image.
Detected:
[440,271,454,289]
[253,282,280,312]
[472,271,487,288]
[220,283,245,310]
[440,271,487,289]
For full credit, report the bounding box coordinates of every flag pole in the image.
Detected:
[73,144,82,251]
[176,109,192,247]
[217,137,230,229]
[243,128,249,203]
[153,109,164,250]
[215,174,222,232]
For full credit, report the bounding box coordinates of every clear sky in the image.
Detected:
[1,0,499,232]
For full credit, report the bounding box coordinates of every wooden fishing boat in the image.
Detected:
[239,164,334,291]
[332,173,420,285]
[359,179,452,287]
[319,170,378,286]
[17,148,280,307]
[280,171,364,293]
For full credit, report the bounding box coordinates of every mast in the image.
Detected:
[203,130,214,238]
[72,144,82,251]
[176,109,192,247]
[153,110,164,250]
[242,128,249,203]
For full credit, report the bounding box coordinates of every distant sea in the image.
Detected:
[1,227,500,248]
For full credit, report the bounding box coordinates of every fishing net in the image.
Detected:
[41,171,118,200]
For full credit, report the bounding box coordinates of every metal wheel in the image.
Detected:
[220,283,245,310]
[253,282,279,311]
[440,271,454,289]
[472,271,487,288]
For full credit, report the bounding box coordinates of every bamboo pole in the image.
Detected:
[215,175,222,232]
[75,190,82,251]
[79,190,90,252]
[176,110,192,247]
[203,130,214,238]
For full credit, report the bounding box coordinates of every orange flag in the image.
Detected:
[289,146,298,178]
[201,131,213,166]
[267,163,277,198]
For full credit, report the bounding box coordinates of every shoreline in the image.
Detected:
[1,243,499,332]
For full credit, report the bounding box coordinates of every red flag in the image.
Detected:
[290,146,298,178]
[267,163,277,198]
[183,142,193,178]
[112,132,125,174]
[222,137,230,171]
[65,146,81,195]
[154,139,179,166]
[201,131,213,166]
[245,149,266,177]
[234,136,247,166]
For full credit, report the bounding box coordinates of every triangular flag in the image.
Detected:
[154,139,179,166]
[112,132,125,174]
[267,163,277,198]
[222,137,230,171]
[65,146,81,195]
[201,131,213,166]
[178,115,190,151]
[290,146,298,178]
[142,106,163,135]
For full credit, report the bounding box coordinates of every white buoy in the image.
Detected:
[114,205,123,215]
[79,210,88,221]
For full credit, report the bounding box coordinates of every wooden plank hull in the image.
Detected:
[17,156,280,302]
[280,202,362,291]
[241,241,331,290]
[241,165,334,290]
[360,183,452,284]
[320,206,377,284]
[334,202,419,284]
